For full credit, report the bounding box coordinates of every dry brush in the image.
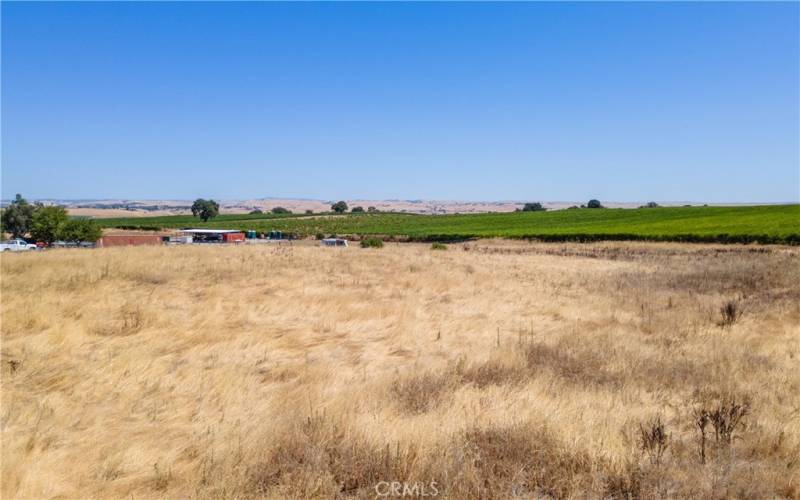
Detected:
[1,241,799,498]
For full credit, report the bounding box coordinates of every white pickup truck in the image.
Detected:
[1,239,37,252]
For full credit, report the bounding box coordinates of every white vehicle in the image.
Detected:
[320,238,348,247]
[1,239,37,252]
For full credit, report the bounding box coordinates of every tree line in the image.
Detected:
[0,194,102,244]
[192,198,379,221]
[518,199,605,212]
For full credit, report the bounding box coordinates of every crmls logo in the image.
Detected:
[374,481,440,497]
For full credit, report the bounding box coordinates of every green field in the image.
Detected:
[95,205,800,244]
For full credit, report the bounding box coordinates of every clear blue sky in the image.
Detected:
[2,2,798,202]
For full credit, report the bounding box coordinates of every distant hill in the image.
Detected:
[3,197,792,218]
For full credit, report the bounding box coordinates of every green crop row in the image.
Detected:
[96,205,800,244]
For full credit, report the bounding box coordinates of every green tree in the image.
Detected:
[331,201,348,213]
[271,206,291,214]
[191,199,220,221]
[587,199,603,209]
[1,194,36,238]
[351,206,365,213]
[61,218,103,243]
[31,205,69,244]
[367,206,378,213]
[521,202,546,212]
[249,209,263,214]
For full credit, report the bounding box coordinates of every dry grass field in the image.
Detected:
[1,241,799,499]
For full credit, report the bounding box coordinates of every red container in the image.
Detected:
[222,232,245,243]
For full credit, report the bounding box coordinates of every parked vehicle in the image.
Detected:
[1,239,37,252]
[320,238,348,247]
[50,240,96,248]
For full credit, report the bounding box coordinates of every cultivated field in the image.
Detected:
[96,204,800,244]
[1,241,799,498]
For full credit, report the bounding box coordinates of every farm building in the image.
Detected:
[98,234,164,247]
[179,229,245,243]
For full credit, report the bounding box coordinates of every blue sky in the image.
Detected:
[2,2,798,202]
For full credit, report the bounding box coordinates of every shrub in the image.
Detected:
[331,201,348,213]
[351,206,365,213]
[639,417,669,465]
[693,393,751,463]
[709,397,750,446]
[521,202,546,212]
[305,209,314,214]
[271,207,291,214]
[249,209,263,214]
[316,233,325,240]
[718,300,740,327]
[360,237,383,248]
[431,242,447,250]
[587,199,603,209]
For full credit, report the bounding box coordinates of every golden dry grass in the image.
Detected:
[1,241,799,499]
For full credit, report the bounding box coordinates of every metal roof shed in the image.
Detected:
[179,229,245,243]
[179,229,242,234]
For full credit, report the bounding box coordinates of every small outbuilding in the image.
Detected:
[98,234,164,248]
